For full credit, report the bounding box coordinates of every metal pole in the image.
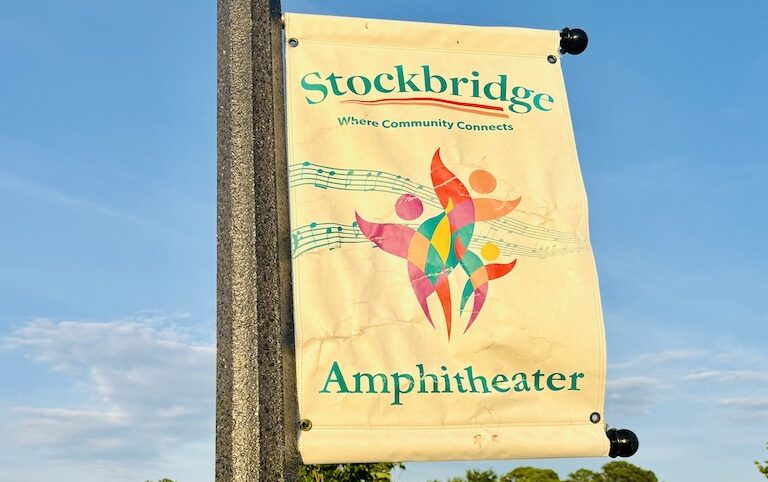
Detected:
[216,0,299,480]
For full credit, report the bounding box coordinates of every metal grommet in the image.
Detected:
[590,412,601,423]
[299,419,312,431]
[547,55,558,64]
[288,38,299,48]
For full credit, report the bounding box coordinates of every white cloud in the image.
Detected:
[610,349,705,370]
[0,171,190,240]
[607,346,768,422]
[684,370,768,383]
[719,396,768,422]
[2,316,214,463]
[605,376,666,416]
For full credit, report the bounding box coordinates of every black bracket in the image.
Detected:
[607,428,639,458]
[560,27,589,55]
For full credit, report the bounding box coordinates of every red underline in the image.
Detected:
[341,96,504,112]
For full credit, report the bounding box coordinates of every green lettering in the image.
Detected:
[547,373,566,391]
[326,72,346,96]
[373,72,395,93]
[320,361,349,393]
[395,65,421,92]
[450,77,469,96]
[509,86,532,114]
[533,92,554,111]
[465,366,490,393]
[392,372,414,406]
[417,363,439,393]
[569,372,584,390]
[301,72,327,104]
[440,365,452,393]
[492,374,510,393]
[353,372,389,393]
[512,373,530,392]
[470,70,481,98]
[422,65,446,93]
[483,74,508,100]
[453,373,468,393]
[347,75,372,96]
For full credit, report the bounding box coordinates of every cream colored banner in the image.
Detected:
[284,13,608,464]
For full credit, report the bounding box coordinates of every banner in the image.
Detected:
[284,13,608,463]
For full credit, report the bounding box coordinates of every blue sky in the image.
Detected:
[0,1,766,481]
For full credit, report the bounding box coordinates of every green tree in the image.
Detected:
[447,468,499,482]
[600,462,657,482]
[499,467,560,482]
[565,468,603,482]
[298,463,404,482]
[757,443,768,478]
[433,460,660,482]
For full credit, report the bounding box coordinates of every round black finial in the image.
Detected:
[607,428,639,458]
[559,27,588,55]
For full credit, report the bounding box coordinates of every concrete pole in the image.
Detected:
[216,0,299,480]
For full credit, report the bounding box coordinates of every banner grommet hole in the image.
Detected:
[300,419,313,431]
[547,55,557,64]
[590,412,601,423]
[288,38,299,48]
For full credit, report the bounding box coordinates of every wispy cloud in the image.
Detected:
[2,315,214,463]
[0,171,142,221]
[608,346,768,420]
[684,370,768,383]
[0,171,190,240]
[606,376,666,416]
[610,349,705,370]
[719,396,768,422]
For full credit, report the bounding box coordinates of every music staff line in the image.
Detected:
[288,161,586,246]
[291,221,584,259]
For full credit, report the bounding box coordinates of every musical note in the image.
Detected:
[326,225,343,250]
[290,219,583,260]
[313,169,337,189]
[363,171,383,191]
[344,169,355,189]
[289,161,586,246]
[390,175,403,191]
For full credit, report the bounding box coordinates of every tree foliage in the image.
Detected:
[436,462,658,482]
[298,463,404,482]
[565,468,603,482]
[500,467,561,482]
[448,469,498,482]
[600,461,657,482]
[757,443,768,479]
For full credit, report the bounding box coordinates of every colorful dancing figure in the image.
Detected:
[355,148,520,338]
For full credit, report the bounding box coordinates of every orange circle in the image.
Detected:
[469,169,497,194]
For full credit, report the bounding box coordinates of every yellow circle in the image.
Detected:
[480,243,500,261]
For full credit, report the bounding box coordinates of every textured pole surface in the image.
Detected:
[216,0,299,480]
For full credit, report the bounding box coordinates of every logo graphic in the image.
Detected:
[355,149,521,338]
